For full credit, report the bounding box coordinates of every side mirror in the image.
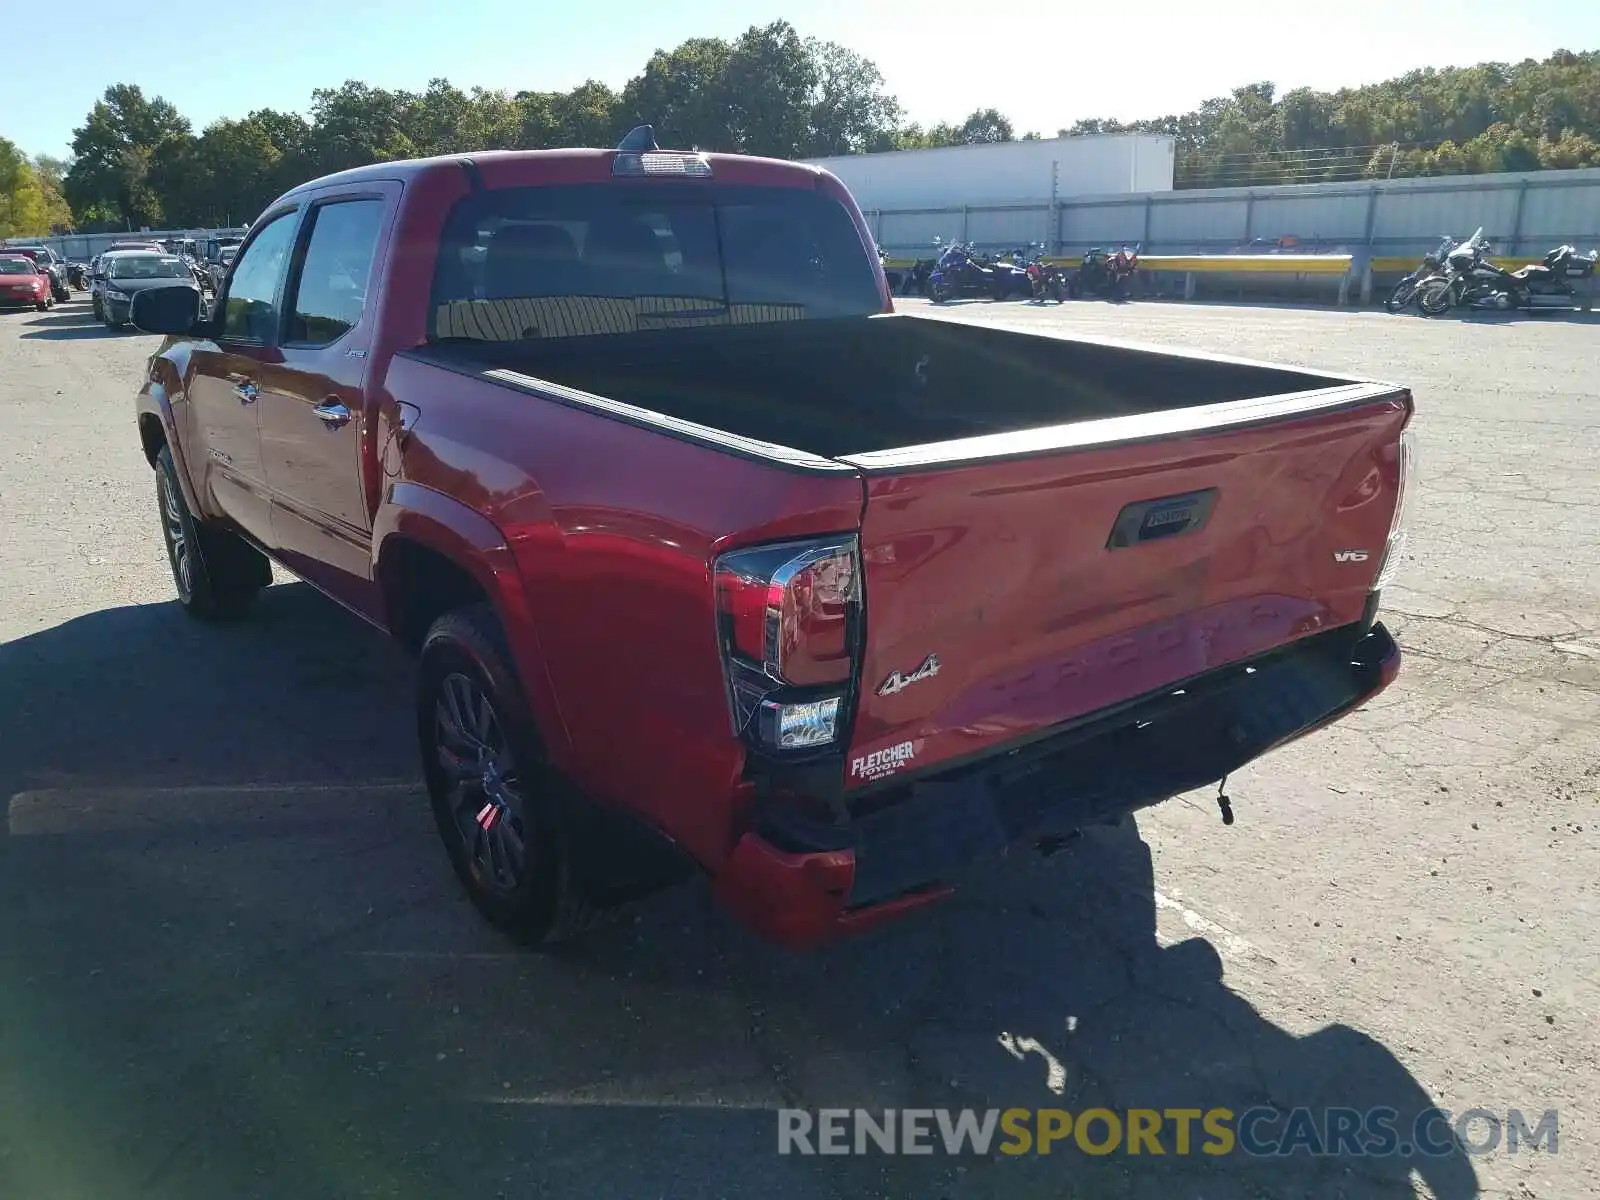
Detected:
[130,284,203,335]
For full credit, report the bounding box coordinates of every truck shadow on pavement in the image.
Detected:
[0,584,1480,1200]
[18,303,130,340]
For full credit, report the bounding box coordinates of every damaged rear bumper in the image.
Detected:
[713,619,1400,949]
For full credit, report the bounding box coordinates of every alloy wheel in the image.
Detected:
[159,471,193,596]
[433,672,530,896]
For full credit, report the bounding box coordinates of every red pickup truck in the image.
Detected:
[130,128,1414,949]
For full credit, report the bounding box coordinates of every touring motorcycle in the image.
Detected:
[1417,228,1597,315]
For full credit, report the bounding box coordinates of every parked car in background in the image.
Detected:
[0,252,54,310]
[90,253,125,318]
[207,243,239,292]
[97,251,202,328]
[160,237,200,259]
[199,234,244,266]
[9,245,71,302]
[89,247,164,317]
[96,241,165,267]
[129,129,1413,951]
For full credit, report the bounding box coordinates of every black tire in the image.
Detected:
[1417,281,1453,317]
[35,298,50,312]
[1384,279,1418,312]
[155,445,269,618]
[418,603,599,947]
[53,285,70,303]
[91,296,102,319]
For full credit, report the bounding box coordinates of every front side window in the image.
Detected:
[286,199,384,346]
[429,183,881,342]
[222,211,299,342]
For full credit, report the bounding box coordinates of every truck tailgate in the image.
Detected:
[838,383,1411,789]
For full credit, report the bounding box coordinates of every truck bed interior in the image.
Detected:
[426,314,1353,460]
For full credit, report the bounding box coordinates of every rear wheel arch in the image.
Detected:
[377,534,495,652]
[373,502,572,765]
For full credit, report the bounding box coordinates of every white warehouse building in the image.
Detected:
[804,133,1176,213]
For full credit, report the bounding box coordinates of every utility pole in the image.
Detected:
[1050,160,1060,255]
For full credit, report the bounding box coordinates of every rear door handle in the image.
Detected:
[313,399,352,428]
[233,381,258,404]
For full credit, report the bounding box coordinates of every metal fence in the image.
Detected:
[864,167,1600,264]
[2,227,249,261]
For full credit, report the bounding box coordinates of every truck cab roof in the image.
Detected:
[271,146,828,208]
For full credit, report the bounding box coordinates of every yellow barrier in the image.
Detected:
[1045,254,1353,275]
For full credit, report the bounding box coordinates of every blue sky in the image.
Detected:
[6,0,1598,158]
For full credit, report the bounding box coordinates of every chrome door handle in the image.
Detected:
[234,381,259,404]
[313,399,352,428]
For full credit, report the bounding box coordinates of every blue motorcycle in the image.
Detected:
[928,241,1014,304]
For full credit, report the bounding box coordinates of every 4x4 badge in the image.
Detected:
[877,654,941,697]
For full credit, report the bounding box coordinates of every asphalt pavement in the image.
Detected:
[0,296,1595,1200]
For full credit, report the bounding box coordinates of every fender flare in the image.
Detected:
[135,379,205,519]
[372,482,573,764]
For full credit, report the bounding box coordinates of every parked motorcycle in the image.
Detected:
[67,261,90,290]
[988,248,1033,299]
[1023,244,1066,303]
[1384,235,1457,312]
[1072,243,1139,300]
[1417,228,1598,315]
[900,258,935,296]
[928,240,1000,304]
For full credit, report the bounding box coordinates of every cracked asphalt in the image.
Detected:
[1,296,1595,1200]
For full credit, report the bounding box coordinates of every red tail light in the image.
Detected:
[714,536,862,754]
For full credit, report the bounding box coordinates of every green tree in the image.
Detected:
[722,21,817,157]
[33,154,70,191]
[61,35,1600,227]
[0,137,74,236]
[549,80,623,147]
[306,81,418,175]
[1063,48,1600,186]
[618,38,735,150]
[897,111,1010,150]
[803,39,902,156]
[957,107,1014,144]
[64,84,190,228]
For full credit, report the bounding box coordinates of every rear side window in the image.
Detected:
[286,199,384,346]
[430,182,881,342]
[222,212,298,342]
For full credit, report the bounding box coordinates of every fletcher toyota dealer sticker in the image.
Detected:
[850,739,919,783]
